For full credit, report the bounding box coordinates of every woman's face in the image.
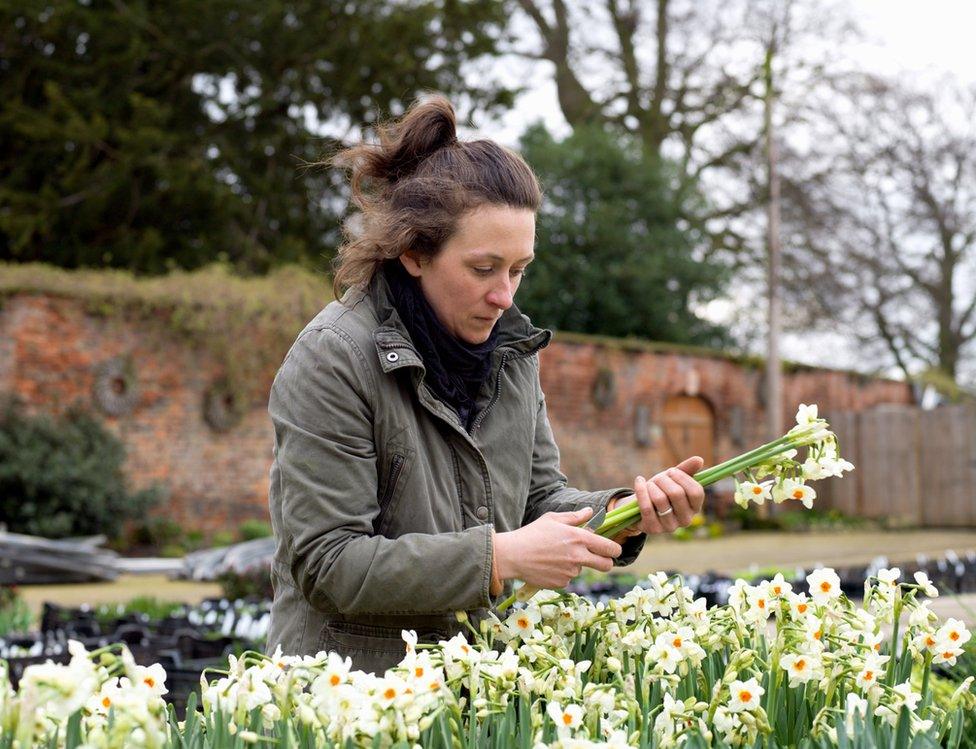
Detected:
[399,204,536,344]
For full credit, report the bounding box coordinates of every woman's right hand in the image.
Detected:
[492,507,622,590]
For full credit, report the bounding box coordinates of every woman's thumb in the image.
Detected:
[554,506,593,524]
[676,455,705,475]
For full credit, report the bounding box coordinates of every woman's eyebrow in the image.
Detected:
[473,252,535,263]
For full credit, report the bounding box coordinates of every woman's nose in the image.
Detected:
[486,277,514,310]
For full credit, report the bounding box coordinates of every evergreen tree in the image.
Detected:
[0,0,512,273]
[518,123,729,345]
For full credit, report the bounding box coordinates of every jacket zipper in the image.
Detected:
[379,453,406,514]
[472,351,518,430]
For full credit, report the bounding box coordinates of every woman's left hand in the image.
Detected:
[610,456,706,539]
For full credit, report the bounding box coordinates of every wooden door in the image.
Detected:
[661,395,715,467]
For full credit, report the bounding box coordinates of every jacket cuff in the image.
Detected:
[489,531,504,597]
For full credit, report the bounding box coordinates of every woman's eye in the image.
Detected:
[473,267,493,276]
[511,268,528,278]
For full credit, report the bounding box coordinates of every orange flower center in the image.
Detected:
[752,486,763,495]
[943,652,954,659]
[758,599,766,609]
[517,617,529,629]
[950,631,960,641]
[926,636,936,648]
[330,674,341,686]
[102,696,112,708]
[813,630,822,640]
[415,667,424,678]
[384,688,396,699]
[795,659,807,671]
[562,713,573,725]
[864,670,874,681]
[820,582,831,593]
[798,603,808,613]
[144,677,155,688]
[773,586,782,595]
[672,638,682,648]
[739,690,752,702]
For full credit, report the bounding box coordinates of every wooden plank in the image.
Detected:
[857,406,921,524]
[919,405,976,526]
[819,411,860,516]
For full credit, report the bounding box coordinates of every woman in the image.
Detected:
[266,95,705,673]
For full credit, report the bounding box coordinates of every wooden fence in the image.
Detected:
[816,404,976,527]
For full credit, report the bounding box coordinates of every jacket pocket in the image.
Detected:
[375,451,408,534]
[317,620,448,675]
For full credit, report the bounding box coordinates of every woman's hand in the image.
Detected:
[493,507,622,589]
[610,456,706,538]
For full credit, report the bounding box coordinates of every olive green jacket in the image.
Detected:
[266,271,645,673]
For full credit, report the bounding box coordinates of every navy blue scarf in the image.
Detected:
[382,260,500,430]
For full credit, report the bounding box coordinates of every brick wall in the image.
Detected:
[0,293,913,533]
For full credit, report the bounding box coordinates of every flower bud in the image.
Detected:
[606,656,622,673]
[455,610,469,623]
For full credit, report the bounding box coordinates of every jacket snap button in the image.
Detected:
[475,505,489,521]
[386,351,399,362]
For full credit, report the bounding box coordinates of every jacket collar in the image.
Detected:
[358,265,552,374]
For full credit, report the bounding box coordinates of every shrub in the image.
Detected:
[0,586,33,636]
[238,519,272,541]
[0,400,160,538]
[218,565,273,600]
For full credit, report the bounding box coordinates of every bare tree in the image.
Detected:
[782,76,976,387]
[502,0,855,262]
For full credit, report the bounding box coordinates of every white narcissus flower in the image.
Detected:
[781,652,824,687]
[806,568,842,604]
[787,591,812,618]
[854,654,889,692]
[909,601,937,628]
[735,480,771,507]
[728,678,764,712]
[843,692,869,733]
[504,607,542,641]
[546,701,584,734]
[876,567,901,588]
[937,618,971,648]
[875,682,921,727]
[932,646,965,666]
[778,478,816,509]
[913,571,939,597]
[767,573,792,600]
[796,403,819,425]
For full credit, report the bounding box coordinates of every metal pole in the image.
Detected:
[764,29,783,514]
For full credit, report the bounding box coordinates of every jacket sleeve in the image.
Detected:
[522,378,647,567]
[270,327,493,615]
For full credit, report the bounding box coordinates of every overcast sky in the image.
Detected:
[467,0,976,376]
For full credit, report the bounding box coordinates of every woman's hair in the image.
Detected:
[328,94,542,298]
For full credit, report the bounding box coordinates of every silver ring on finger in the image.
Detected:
[656,506,674,517]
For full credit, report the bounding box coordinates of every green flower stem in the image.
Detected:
[497,429,818,613]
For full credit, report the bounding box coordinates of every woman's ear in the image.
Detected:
[398,251,424,278]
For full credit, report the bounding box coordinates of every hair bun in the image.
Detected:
[380,94,458,183]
